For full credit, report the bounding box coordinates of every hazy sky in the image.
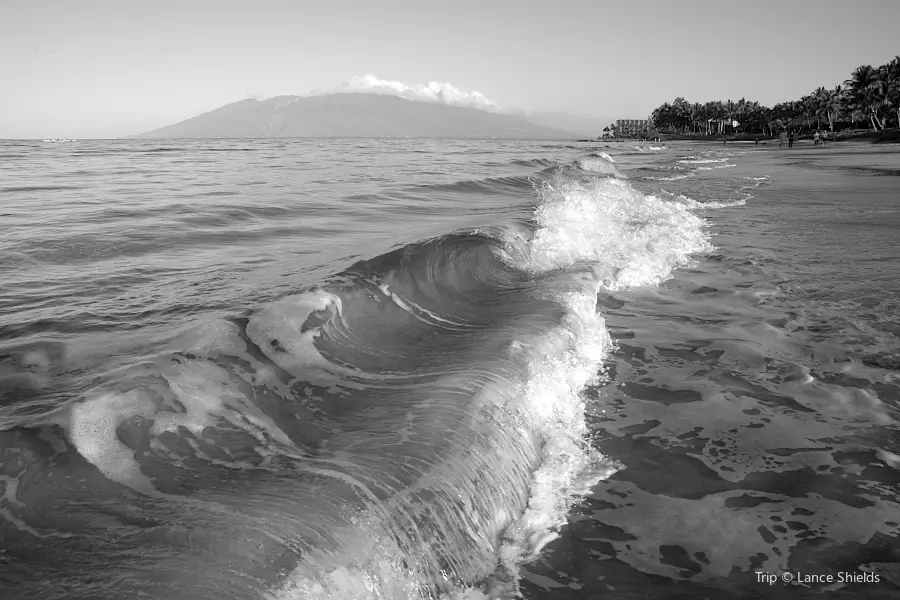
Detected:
[3,0,899,138]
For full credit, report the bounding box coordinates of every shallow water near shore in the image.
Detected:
[1,138,898,599]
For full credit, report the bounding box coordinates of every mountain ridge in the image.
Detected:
[129,94,585,139]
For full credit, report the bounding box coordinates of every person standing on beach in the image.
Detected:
[822,130,828,145]
[814,131,820,146]
[788,130,795,148]
[779,131,787,148]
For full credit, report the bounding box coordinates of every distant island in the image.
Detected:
[608,57,899,139]
[130,94,581,140]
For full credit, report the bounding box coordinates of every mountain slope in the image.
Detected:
[131,94,573,139]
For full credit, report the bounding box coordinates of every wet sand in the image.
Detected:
[775,143,900,176]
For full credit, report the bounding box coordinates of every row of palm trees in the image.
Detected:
[646,57,900,136]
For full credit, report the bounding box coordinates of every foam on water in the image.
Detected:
[512,162,713,288]
[491,154,713,579]
[65,324,307,499]
[592,481,900,580]
[641,151,742,182]
[246,291,394,388]
[678,157,729,165]
[696,163,736,171]
[646,173,693,181]
[659,190,747,209]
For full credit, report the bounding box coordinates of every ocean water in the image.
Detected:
[0,138,898,600]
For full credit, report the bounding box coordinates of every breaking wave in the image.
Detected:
[1,154,713,600]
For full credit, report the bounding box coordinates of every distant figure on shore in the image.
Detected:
[822,130,828,145]
[814,131,820,146]
[788,130,795,148]
[779,130,787,149]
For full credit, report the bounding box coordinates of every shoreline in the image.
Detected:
[581,128,900,145]
[670,128,900,145]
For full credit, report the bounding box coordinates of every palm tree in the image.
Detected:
[735,97,749,133]
[650,104,672,133]
[724,99,736,133]
[845,65,884,130]
[702,101,714,135]
[825,85,844,131]
[738,100,764,134]
[670,97,691,134]
[850,105,866,129]
[799,94,817,130]
[883,55,900,128]
[759,106,776,136]
[690,102,703,133]
[812,87,830,129]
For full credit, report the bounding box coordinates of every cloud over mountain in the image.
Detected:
[306,75,611,133]
[316,74,501,111]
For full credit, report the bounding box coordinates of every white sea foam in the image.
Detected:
[512,160,713,288]
[246,291,389,388]
[678,158,729,165]
[494,286,618,564]
[696,163,736,171]
[659,190,746,209]
[482,154,712,586]
[67,389,167,497]
[647,173,693,181]
[64,321,310,499]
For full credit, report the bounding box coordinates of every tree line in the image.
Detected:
[647,57,900,137]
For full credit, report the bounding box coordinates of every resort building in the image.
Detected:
[615,119,650,137]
